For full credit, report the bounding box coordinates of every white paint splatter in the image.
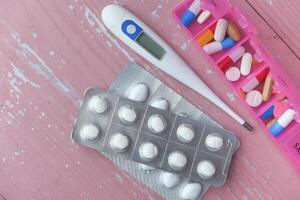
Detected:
[227,92,236,101]
[49,50,55,56]
[11,63,40,88]
[206,69,213,74]
[114,173,124,184]
[268,0,273,6]
[32,32,37,38]
[84,6,134,61]
[180,42,188,50]
[9,31,80,106]
[69,5,75,11]
[7,72,21,93]
[150,10,160,20]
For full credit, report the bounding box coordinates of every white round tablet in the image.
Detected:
[139,164,157,174]
[168,151,187,171]
[225,66,240,81]
[245,90,263,107]
[150,97,169,111]
[109,133,129,152]
[79,124,100,140]
[205,133,224,151]
[147,114,167,134]
[139,142,159,162]
[180,183,202,200]
[197,160,216,179]
[88,95,108,114]
[127,83,149,102]
[176,124,195,143]
[159,172,181,189]
[118,105,137,124]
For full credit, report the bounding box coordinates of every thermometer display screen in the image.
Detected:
[136,33,166,59]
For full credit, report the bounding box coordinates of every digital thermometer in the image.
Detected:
[102,4,252,131]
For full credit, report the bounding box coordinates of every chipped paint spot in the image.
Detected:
[227,92,236,101]
[69,5,75,11]
[206,69,213,74]
[180,42,188,50]
[9,31,80,106]
[11,63,40,88]
[268,0,273,6]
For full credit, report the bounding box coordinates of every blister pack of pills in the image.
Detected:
[173,0,300,169]
[72,63,240,199]
[72,72,239,187]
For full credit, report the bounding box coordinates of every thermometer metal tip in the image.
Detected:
[243,122,253,131]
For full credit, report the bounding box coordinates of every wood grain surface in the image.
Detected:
[0,0,299,199]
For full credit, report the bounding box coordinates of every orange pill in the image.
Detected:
[262,75,273,101]
[196,23,216,46]
[227,21,241,41]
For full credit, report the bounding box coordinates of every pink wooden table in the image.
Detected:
[0,0,300,199]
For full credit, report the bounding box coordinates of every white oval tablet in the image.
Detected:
[139,164,157,174]
[214,18,228,42]
[245,90,262,107]
[80,124,100,140]
[88,95,108,114]
[118,105,137,124]
[109,133,129,152]
[197,160,216,179]
[205,133,224,151]
[176,124,195,143]
[197,10,211,24]
[127,83,149,102]
[168,151,187,171]
[139,142,159,162]
[147,114,167,134]
[240,52,253,76]
[159,172,181,189]
[150,98,169,111]
[225,66,240,81]
[180,183,202,200]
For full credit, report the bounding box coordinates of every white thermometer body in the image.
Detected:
[102,4,252,131]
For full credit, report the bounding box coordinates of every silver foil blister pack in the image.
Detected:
[72,87,239,187]
[72,62,240,199]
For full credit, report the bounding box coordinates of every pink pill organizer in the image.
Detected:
[172,0,300,169]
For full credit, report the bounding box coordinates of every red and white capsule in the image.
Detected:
[241,68,269,93]
[218,46,245,72]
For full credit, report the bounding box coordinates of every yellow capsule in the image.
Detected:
[195,23,216,46]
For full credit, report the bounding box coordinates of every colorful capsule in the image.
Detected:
[269,109,296,137]
[241,68,269,93]
[227,21,241,41]
[203,37,236,55]
[214,18,228,42]
[274,101,290,119]
[180,0,202,26]
[196,23,216,46]
[218,46,245,72]
[260,105,274,119]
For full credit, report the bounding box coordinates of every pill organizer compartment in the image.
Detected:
[217,39,265,86]
[173,0,300,169]
[205,9,254,62]
[238,67,276,112]
[172,0,231,37]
